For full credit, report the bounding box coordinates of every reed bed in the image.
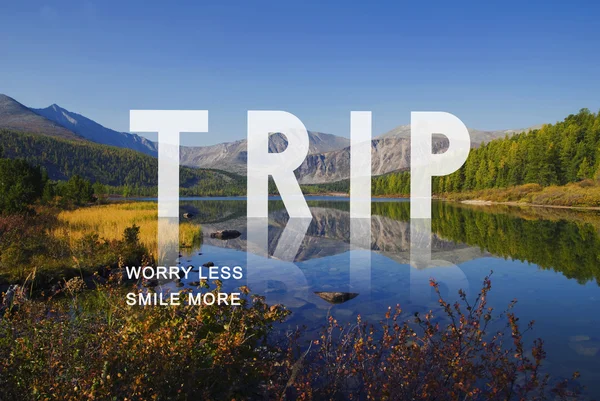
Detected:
[52,202,202,255]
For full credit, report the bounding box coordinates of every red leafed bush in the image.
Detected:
[283,275,582,400]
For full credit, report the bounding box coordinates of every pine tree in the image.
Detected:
[578,157,592,180]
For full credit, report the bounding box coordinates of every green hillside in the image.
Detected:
[0,129,246,196]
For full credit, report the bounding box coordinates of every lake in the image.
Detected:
[158,197,600,396]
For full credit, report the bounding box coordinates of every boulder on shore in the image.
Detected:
[210,230,241,240]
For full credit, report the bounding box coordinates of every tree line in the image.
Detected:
[0,145,95,213]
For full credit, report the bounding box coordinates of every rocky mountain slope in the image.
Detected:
[180,131,350,175]
[294,136,441,184]
[32,104,158,156]
[377,124,542,146]
[0,95,82,141]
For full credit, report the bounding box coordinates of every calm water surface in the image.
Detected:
[156,198,600,396]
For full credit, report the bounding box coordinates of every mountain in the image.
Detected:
[295,136,450,184]
[31,104,158,156]
[29,98,349,169]
[0,94,82,141]
[180,131,350,175]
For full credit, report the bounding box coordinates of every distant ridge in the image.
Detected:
[0,94,82,141]
[376,124,543,146]
[31,103,158,156]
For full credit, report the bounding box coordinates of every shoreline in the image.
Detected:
[302,193,600,211]
[109,192,600,211]
[450,198,600,211]
[306,193,600,210]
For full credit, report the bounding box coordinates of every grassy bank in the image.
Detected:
[53,202,202,254]
[0,202,201,288]
[441,180,600,208]
[298,178,600,209]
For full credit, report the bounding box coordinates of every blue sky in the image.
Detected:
[1,0,599,146]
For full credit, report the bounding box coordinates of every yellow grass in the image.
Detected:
[51,202,202,255]
[442,180,600,208]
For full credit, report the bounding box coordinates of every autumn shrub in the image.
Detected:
[0,279,291,401]
[71,224,147,273]
[0,213,69,284]
[0,275,584,400]
[442,184,543,203]
[527,183,600,207]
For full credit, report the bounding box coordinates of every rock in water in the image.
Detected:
[183,213,194,219]
[210,230,241,240]
[568,341,600,357]
[568,335,600,357]
[569,335,591,342]
[314,292,359,304]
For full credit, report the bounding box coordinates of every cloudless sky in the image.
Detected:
[1,0,599,146]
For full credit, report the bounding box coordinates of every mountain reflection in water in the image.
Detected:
[182,199,600,285]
